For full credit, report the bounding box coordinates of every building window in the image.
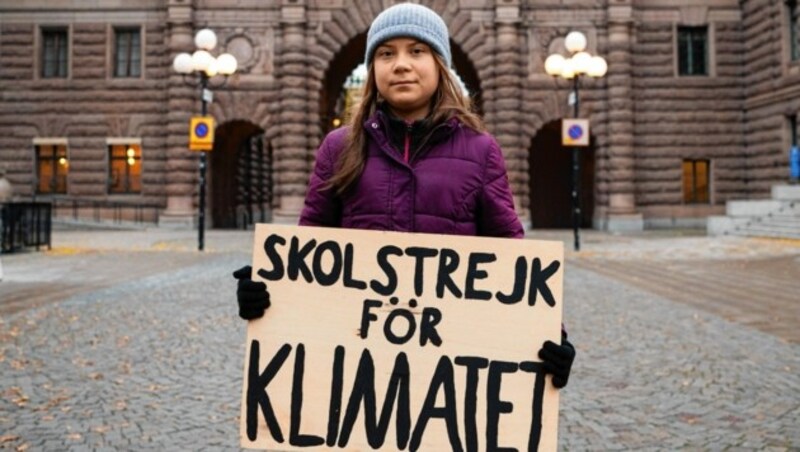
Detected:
[683,159,710,204]
[114,27,141,78]
[677,26,708,76]
[36,144,69,194]
[108,144,142,194]
[41,28,68,78]
[789,1,800,61]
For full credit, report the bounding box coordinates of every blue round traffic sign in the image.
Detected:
[568,125,583,140]
[195,122,209,138]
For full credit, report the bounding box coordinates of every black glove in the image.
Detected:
[538,336,575,389]
[233,265,270,320]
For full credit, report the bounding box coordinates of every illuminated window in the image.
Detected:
[41,27,68,78]
[36,144,69,194]
[108,144,142,194]
[683,159,710,204]
[678,26,708,76]
[114,27,141,78]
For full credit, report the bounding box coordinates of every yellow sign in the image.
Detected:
[189,116,215,151]
[562,119,590,147]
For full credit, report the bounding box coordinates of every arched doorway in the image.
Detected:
[451,41,482,116]
[321,33,366,132]
[528,120,595,228]
[210,121,273,229]
[320,33,484,134]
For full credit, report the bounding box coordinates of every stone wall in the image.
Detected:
[631,3,744,223]
[520,2,609,218]
[742,0,800,198]
[0,12,170,205]
[0,0,797,229]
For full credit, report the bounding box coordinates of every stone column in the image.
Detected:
[160,0,197,228]
[603,2,643,231]
[273,0,309,219]
[494,2,528,221]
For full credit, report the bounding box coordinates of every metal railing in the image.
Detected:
[49,197,162,226]
[1,202,52,253]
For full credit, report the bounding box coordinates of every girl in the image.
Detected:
[234,2,574,388]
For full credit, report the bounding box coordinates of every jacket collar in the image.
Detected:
[390,112,430,150]
[363,104,460,164]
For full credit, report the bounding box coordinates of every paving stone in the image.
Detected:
[0,229,798,449]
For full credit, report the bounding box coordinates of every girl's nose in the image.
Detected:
[393,53,412,71]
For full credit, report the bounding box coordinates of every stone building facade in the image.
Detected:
[0,0,797,230]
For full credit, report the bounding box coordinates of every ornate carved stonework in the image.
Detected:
[32,116,70,137]
[226,34,256,71]
[221,27,276,76]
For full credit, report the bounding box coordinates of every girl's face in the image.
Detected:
[373,38,440,121]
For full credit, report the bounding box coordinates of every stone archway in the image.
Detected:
[528,120,595,228]
[271,1,495,217]
[451,40,483,116]
[321,33,366,133]
[209,120,272,229]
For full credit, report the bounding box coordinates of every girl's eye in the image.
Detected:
[412,47,426,54]
[378,49,393,57]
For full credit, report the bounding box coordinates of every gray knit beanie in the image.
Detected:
[365,3,451,67]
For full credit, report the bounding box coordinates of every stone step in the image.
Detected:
[757,217,800,226]
[744,216,800,225]
[755,225,800,234]
[745,225,800,234]
[709,185,799,238]
[758,210,800,219]
[771,210,800,218]
[736,223,800,233]
[738,203,800,233]
[726,199,781,217]
[730,228,800,238]
[771,184,800,201]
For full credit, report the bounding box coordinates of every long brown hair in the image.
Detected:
[325,52,484,194]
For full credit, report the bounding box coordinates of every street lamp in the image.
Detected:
[172,28,237,251]
[544,31,607,251]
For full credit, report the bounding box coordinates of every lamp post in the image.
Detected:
[172,29,237,251]
[544,31,607,251]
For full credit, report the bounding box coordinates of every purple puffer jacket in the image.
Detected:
[299,110,523,238]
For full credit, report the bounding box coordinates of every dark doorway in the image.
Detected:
[210,121,273,229]
[321,33,366,133]
[528,120,595,228]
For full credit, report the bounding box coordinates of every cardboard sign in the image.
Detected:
[562,119,590,147]
[189,116,214,151]
[241,224,564,451]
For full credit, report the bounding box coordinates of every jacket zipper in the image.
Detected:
[408,122,450,165]
[404,121,413,231]
[403,121,412,163]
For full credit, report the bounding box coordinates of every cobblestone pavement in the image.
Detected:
[0,228,798,451]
